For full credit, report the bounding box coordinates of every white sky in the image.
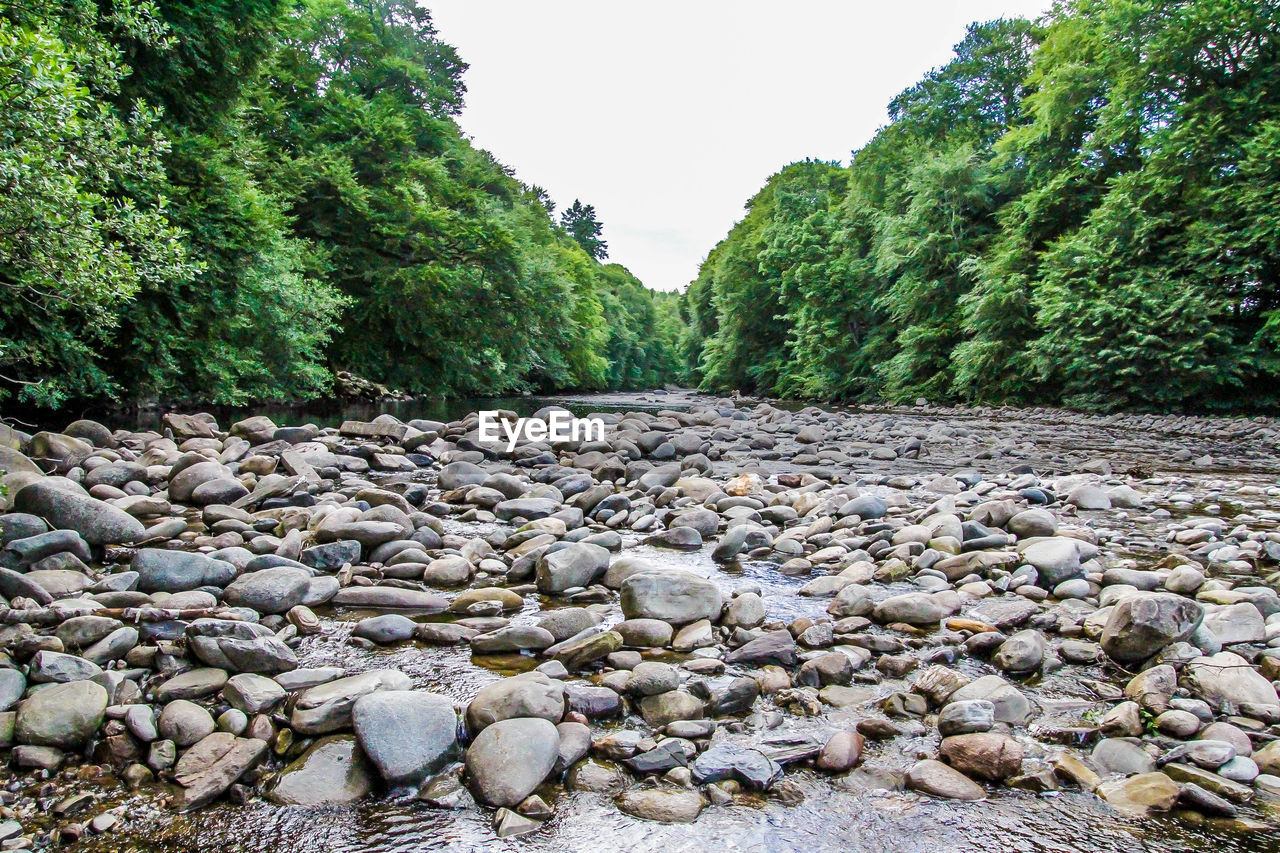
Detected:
[427,1,1055,292]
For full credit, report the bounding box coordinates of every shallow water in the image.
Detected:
[59,392,1280,852]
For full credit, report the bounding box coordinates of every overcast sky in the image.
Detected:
[427,1,1054,292]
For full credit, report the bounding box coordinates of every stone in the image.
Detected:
[816,730,864,772]
[464,717,560,807]
[176,737,269,811]
[268,735,376,805]
[1092,738,1156,775]
[154,668,228,702]
[15,680,107,749]
[639,691,704,727]
[615,789,705,823]
[352,690,458,788]
[465,671,565,734]
[159,700,216,747]
[906,759,986,800]
[1183,651,1280,710]
[938,700,995,736]
[993,630,1046,674]
[1020,538,1086,587]
[133,549,236,593]
[940,733,1024,781]
[222,674,286,715]
[724,631,798,668]
[1100,593,1204,665]
[874,592,959,626]
[691,742,783,790]
[290,670,412,735]
[1096,772,1179,817]
[620,570,722,625]
[223,567,311,615]
[329,586,447,612]
[353,614,418,645]
[13,479,145,545]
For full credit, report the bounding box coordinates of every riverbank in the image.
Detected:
[0,393,1278,851]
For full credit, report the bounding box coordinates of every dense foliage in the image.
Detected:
[0,0,678,408]
[683,1,1280,411]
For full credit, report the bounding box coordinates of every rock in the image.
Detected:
[1100,593,1204,664]
[329,586,447,612]
[353,614,418,645]
[873,592,954,625]
[15,680,107,749]
[223,567,311,615]
[816,730,864,772]
[906,759,986,800]
[615,789,705,823]
[493,808,542,838]
[1092,738,1156,775]
[0,670,25,712]
[465,671,565,734]
[948,675,1033,725]
[938,700,995,736]
[1183,651,1279,710]
[620,570,722,625]
[1020,538,1087,587]
[464,717,560,807]
[186,619,298,674]
[534,608,602,642]
[268,735,376,805]
[159,700,216,747]
[535,543,610,594]
[627,662,680,697]
[1096,772,1179,817]
[421,556,473,586]
[133,549,236,593]
[300,540,362,571]
[1200,603,1266,645]
[176,737,269,811]
[841,495,887,520]
[222,674,286,715]
[639,690,704,727]
[291,670,412,735]
[13,480,145,545]
[1007,509,1057,538]
[154,668,228,702]
[615,618,674,647]
[723,592,766,630]
[28,650,101,683]
[724,631,797,668]
[352,691,458,788]
[993,630,1046,674]
[940,733,1023,781]
[691,742,783,790]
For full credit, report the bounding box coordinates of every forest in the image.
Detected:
[681,0,1280,411]
[0,0,682,410]
[4,0,1277,415]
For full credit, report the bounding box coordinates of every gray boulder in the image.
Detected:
[1101,593,1204,665]
[352,690,458,788]
[620,570,722,625]
[13,479,145,545]
[464,717,560,807]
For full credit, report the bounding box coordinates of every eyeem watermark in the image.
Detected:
[477,410,604,452]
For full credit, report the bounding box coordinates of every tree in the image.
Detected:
[0,0,195,407]
[560,199,608,260]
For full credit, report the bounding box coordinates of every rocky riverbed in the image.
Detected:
[0,392,1279,851]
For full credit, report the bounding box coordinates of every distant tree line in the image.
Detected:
[681,0,1280,411]
[0,0,680,409]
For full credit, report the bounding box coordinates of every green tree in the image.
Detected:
[560,199,608,260]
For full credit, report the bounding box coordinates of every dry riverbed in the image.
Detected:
[0,392,1278,852]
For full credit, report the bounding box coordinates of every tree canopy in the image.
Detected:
[681,2,1280,412]
[0,0,677,409]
